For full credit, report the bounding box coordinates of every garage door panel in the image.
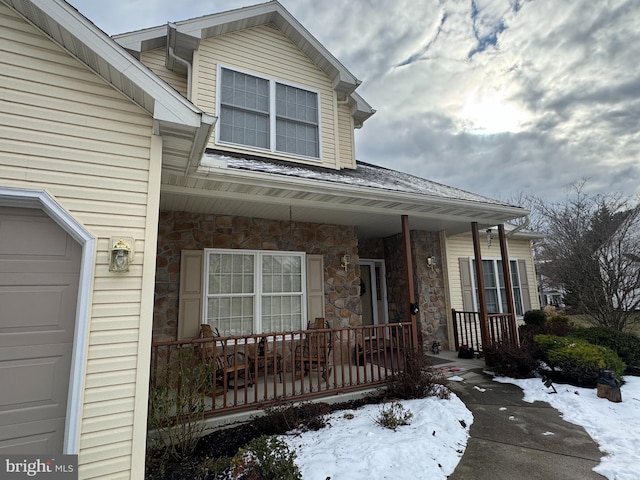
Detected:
[0,346,71,423]
[0,274,79,342]
[0,208,68,256]
[0,206,80,454]
[0,419,64,455]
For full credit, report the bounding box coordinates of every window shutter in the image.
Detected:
[178,250,203,339]
[459,258,474,311]
[306,254,325,324]
[518,259,532,312]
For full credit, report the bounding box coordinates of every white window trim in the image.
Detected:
[469,257,525,317]
[215,63,323,162]
[203,248,307,334]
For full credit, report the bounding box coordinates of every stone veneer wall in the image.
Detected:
[361,231,448,349]
[154,211,361,339]
[411,230,449,349]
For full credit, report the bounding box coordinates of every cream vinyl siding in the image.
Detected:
[194,25,347,169]
[336,103,356,169]
[445,234,540,313]
[1,5,157,479]
[140,48,188,97]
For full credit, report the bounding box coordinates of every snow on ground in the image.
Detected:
[281,394,473,480]
[281,376,640,480]
[495,376,640,480]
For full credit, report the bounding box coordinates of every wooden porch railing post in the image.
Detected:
[402,215,419,351]
[471,222,490,350]
[498,224,518,347]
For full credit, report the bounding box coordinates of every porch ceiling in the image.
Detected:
[160,169,527,238]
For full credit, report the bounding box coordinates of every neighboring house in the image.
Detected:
[0,0,531,478]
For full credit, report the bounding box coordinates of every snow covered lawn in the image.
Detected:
[282,394,473,480]
[280,376,640,480]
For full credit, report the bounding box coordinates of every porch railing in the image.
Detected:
[150,322,414,419]
[451,309,517,354]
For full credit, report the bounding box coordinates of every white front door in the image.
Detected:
[360,259,389,333]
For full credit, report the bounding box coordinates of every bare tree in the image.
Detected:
[534,182,640,331]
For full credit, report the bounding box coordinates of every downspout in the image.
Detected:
[168,46,192,101]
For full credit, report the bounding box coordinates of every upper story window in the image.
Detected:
[218,67,320,159]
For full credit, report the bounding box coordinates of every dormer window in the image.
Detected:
[218,66,320,159]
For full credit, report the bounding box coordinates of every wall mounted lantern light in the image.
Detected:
[486,228,493,248]
[341,254,351,271]
[109,237,134,272]
[426,256,436,268]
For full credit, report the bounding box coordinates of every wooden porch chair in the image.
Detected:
[199,324,252,394]
[296,317,333,381]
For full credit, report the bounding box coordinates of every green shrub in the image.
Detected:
[534,334,625,387]
[230,435,302,480]
[484,341,540,378]
[570,327,640,370]
[375,401,414,431]
[524,309,546,326]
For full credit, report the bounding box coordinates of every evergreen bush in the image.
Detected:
[534,334,625,387]
[570,327,640,371]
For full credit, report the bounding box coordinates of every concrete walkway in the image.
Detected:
[432,352,605,479]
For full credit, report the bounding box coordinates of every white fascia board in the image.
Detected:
[112,24,167,52]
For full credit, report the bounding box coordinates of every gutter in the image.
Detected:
[506,215,531,237]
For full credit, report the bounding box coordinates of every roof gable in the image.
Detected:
[113,1,375,127]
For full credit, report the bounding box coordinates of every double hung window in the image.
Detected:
[204,249,305,336]
[472,259,524,316]
[219,67,319,158]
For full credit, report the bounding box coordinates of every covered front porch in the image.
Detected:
[151,152,528,418]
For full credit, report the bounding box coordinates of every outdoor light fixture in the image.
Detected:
[109,237,134,272]
[341,254,351,271]
[410,302,420,315]
[486,228,493,248]
[426,256,436,268]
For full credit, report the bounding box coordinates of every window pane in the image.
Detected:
[206,296,253,336]
[511,261,524,316]
[485,289,499,313]
[275,83,319,157]
[220,69,269,148]
[262,295,302,333]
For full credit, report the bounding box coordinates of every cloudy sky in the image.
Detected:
[67,0,640,205]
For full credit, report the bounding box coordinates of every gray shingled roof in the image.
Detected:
[203,149,514,208]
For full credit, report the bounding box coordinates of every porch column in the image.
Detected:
[402,215,419,350]
[498,224,518,347]
[471,222,490,350]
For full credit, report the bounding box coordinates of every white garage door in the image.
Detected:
[0,206,81,454]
